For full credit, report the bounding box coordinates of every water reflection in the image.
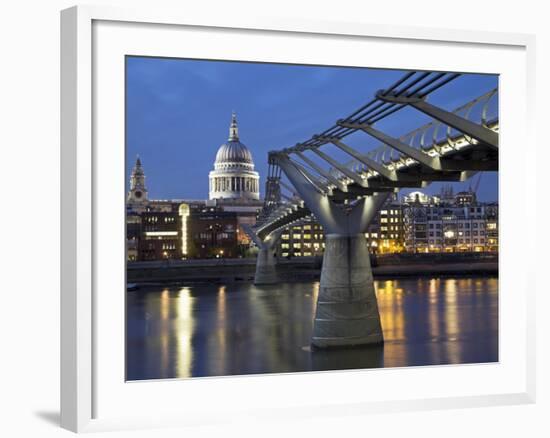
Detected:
[176,288,195,378]
[126,277,498,380]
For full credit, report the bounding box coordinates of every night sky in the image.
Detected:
[126,57,498,202]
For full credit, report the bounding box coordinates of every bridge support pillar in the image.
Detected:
[312,234,383,348]
[254,246,278,285]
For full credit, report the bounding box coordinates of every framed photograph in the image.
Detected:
[61,5,536,433]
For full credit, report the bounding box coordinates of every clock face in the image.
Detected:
[134,191,142,199]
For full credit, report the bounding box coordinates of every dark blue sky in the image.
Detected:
[126,57,498,202]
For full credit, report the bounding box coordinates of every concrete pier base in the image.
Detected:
[312,234,383,348]
[254,246,278,285]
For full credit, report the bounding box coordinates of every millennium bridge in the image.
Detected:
[243,71,498,349]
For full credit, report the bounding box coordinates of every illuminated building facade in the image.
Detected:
[275,191,497,257]
[277,219,325,258]
[483,204,499,252]
[402,191,440,205]
[138,210,182,260]
[126,214,141,261]
[403,190,499,253]
[365,199,405,254]
[276,200,406,258]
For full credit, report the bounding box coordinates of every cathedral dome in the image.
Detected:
[213,112,255,168]
[209,112,260,201]
[215,140,254,166]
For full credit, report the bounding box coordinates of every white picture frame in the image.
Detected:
[60,4,536,433]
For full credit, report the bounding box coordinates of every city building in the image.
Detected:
[277,218,325,258]
[403,189,499,253]
[138,210,182,260]
[126,113,263,261]
[188,206,239,259]
[484,203,499,252]
[455,190,477,206]
[126,214,141,261]
[402,190,440,205]
[366,198,406,254]
[276,196,406,257]
[275,189,498,257]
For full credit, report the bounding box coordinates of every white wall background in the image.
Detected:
[0,0,547,436]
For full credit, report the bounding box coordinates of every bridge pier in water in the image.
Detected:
[312,234,383,348]
[254,244,278,285]
[275,154,390,348]
[253,230,282,285]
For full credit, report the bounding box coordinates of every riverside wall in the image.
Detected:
[127,253,498,285]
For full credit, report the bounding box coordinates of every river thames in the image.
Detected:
[126,277,498,380]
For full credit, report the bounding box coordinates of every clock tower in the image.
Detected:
[127,156,148,210]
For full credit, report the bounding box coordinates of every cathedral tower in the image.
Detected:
[127,156,148,209]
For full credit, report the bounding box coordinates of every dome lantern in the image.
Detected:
[228,111,239,141]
